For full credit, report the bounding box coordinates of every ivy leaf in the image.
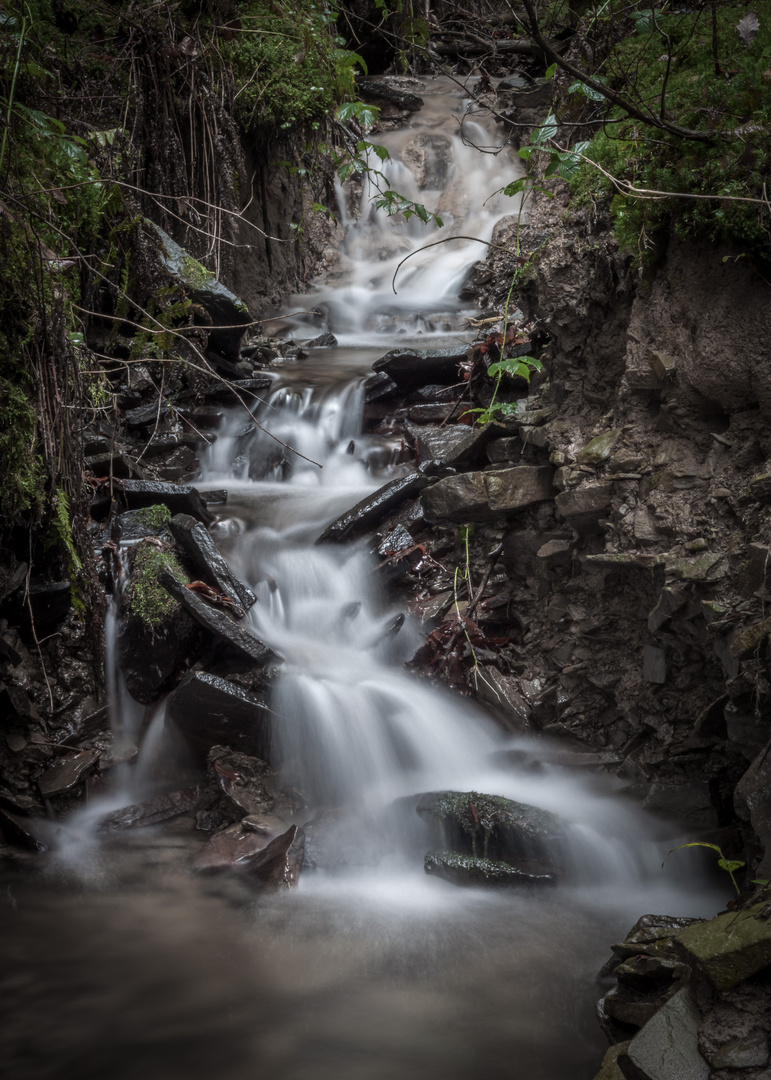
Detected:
[737,12,760,47]
[558,140,590,179]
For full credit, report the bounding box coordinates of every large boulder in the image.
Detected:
[237,824,305,891]
[617,987,707,1080]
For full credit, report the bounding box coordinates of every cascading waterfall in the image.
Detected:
[19,75,727,1080]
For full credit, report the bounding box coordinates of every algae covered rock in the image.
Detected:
[150,223,251,358]
[674,901,771,990]
[417,789,564,873]
[424,851,554,887]
[117,537,198,704]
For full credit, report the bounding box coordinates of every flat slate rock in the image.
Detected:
[98,785,205,831]
[170,513,256,614]
[316,472,432,543]
[363,371,399,402]
[203,377,273,404]
[372,346,469,390]
[112,480,213,524]
[168,672,271,757]
[194,820,274,873]
[37,750,100,798]
[421,466,553,524]
[160,570,270,664]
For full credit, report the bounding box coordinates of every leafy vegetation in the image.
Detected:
[520,0,771,264]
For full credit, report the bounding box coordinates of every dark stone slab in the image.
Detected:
[316,473,432,544]
[111,480,213,524]
[98,784,205,831]
[194,820,273,873]
[37,750,100,798]
[168,672,271,757]
[363,371,399,403]
[203,376,273,405]
[372,346,469,391]
[412,422,507,467]
[160,571,270,664]
[170,513,256,614]
[356,77,423,112]
[208,745,274,817]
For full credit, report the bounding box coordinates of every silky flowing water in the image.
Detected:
[0,78,724,1080]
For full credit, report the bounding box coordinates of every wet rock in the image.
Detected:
[363,371,399,402]
[724,703,769,760]
[168,672,271,758]
[417,790,563,872]
[412,422,507,468]
[151,223,251,358]
[0,807,48,852]
[208,745,274,818]
[729,616,771,661]
[111,505,173,543]
[169,513,256,614]
[675,902,771,990]
[194,819,274,872]
[475,668,534,733]
[203,376,273,405]
[160,570,271,664]
[356,76,423,112]
[306,332,338,347]
[740,471,771,505]
[421,466,553,524]
[110,480,213,524]
[555,483,613,534]
[592,1042,630,1080]
[648,586,688,633]
[735,738,771,877]
[504,81,553,108]
[123,399,170,429]
[372,346,469,391]
[665,552,726,582]
[709,1030,769,1070]
[424,850,555,887]
[618,987,707,1080]
[37,750,100,798]
[84,450,146,479]
[487,436,520,464]
[238,823,305,891]
[640,781,718,830]
[316,472,432,543]
[98,785,205,831]
[117,541,199,704]
[576,429,622,466]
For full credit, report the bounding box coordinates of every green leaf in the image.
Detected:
[718,859,746,874]
[568,79,607,103]
[632,8,655,34]
[531,114,557,145]
[544,62,557,80]
[487,355,542,379]
[517,146,534,161]
[558,140,590,180]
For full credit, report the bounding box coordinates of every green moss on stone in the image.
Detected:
[127,540,188,628]
[133,504,172,530]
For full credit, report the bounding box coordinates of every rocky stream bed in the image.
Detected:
[2,73,771,1080]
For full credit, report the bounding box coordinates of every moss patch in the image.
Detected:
[133,504,173,530]
[126,541,189,628]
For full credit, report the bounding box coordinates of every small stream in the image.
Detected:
[0,77,724,1080]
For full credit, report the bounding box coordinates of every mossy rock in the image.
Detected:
[117,540,198,704]
[150,223,251,358]
[674,902,771,991]
[417,790,564,871]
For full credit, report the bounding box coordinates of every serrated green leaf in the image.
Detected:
[568,79,607,103]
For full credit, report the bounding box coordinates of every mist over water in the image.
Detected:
[0,76,725,1080]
